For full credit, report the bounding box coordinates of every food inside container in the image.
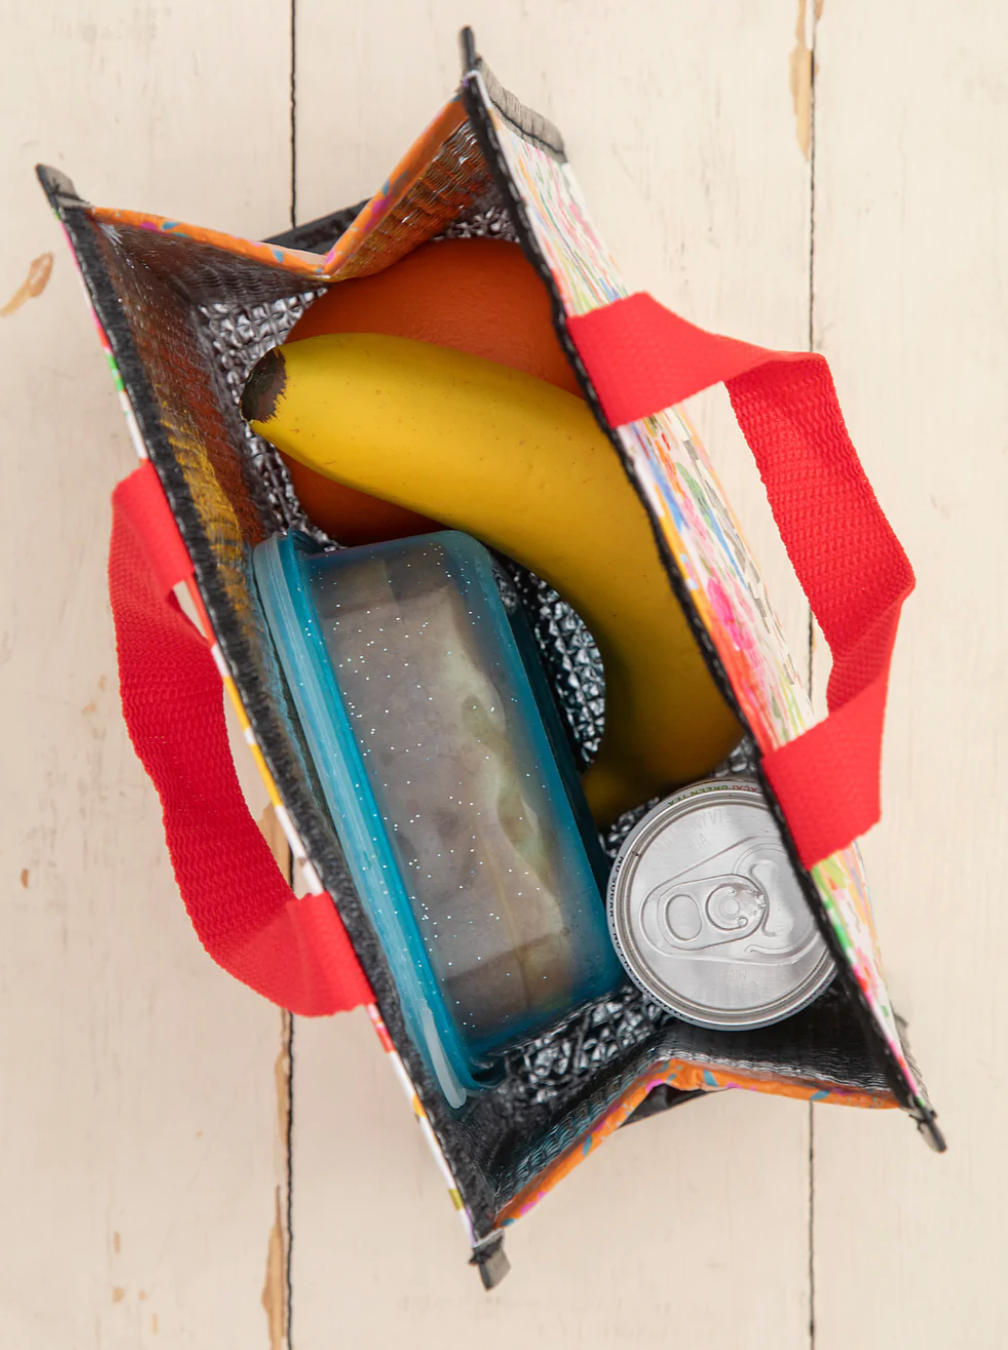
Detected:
[254,529,623,1106]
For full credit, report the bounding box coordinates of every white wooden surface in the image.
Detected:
[2,2,1003,1345]
[811,6,1008,1347]
[0,6,290,1348]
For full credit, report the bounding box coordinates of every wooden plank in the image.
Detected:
[292,2,816,1339]
[293,1018,809,1347]
[811,2,1008,1345]
[0,5,293,1346]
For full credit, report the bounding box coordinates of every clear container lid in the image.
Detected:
[254,530,621,1104]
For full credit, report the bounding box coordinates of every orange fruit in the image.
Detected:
[281,238,580,545]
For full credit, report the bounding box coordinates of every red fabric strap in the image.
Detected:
[108,462,373,1014]
[568,293,914,867]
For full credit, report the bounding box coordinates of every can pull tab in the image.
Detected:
[641,872,769,953]
[639,849,818,962]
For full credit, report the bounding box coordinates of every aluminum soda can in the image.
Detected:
[607,778,835,1030]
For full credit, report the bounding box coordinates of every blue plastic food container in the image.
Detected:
[253,530,621,1105]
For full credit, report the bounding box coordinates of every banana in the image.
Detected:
[242,333,740,824]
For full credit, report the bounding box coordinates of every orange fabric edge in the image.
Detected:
[89,97,467,282]
[320,98,468,274]
[496,1058,896,1227]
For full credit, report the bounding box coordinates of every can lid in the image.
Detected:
[607,778,835,1031]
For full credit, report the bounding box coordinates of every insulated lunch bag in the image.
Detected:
[45,28,941,1287]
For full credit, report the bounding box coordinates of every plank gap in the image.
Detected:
[285,3,298,1326]
[808,1104,817,1348]
[806,0,819,699]
[290,0,298,230]
[258,807,295,1349]
[807,8,820,1350]
[285,1014,295,1349]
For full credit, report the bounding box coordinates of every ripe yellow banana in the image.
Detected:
[242,333,740,824]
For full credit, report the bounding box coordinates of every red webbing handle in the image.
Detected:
[568,294,914,867]
[108,462,373,1014]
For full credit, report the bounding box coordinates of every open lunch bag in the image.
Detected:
[43,29,943,1287]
